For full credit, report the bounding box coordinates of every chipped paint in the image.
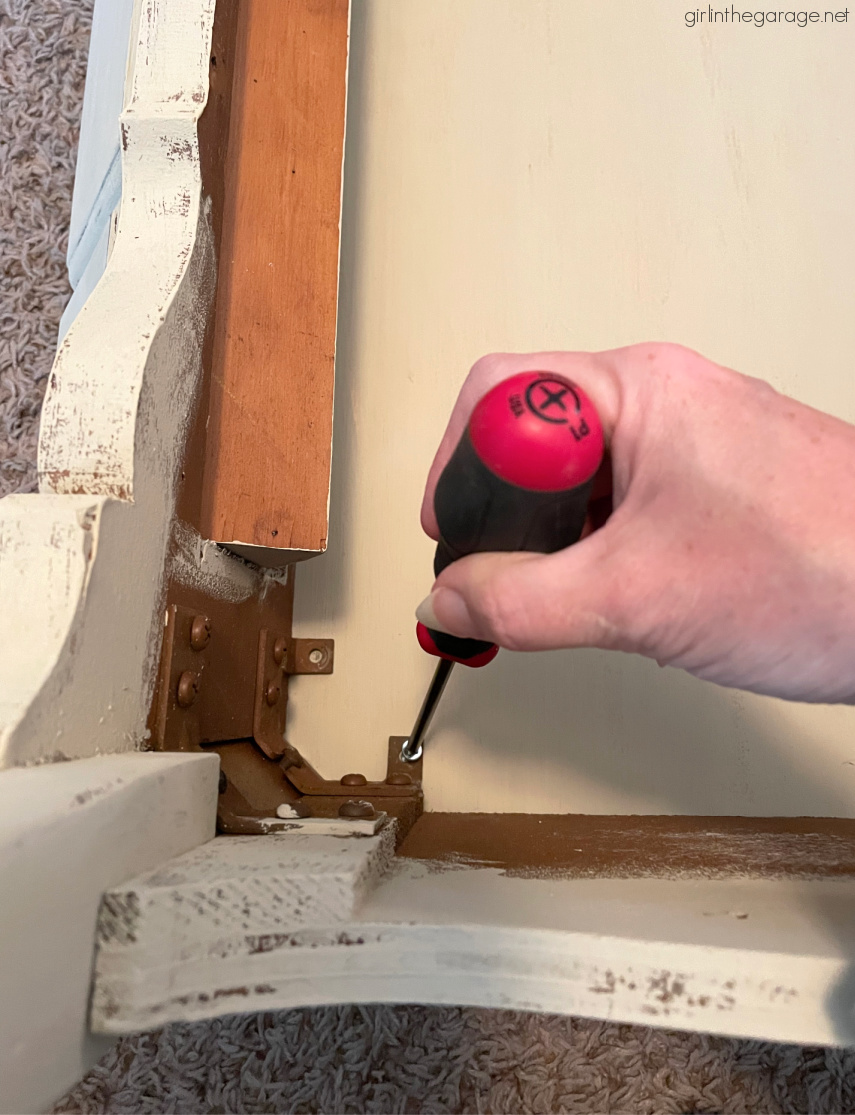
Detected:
[1,0,220,768]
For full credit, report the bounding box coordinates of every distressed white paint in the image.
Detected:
[0,752,217,1115]
[92,840,855,1046]
[169,519,291,605]
[292,0,855,816]
[0,0,223,769]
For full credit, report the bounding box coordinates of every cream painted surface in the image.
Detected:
[292,1,855,814]
[0,0,220,768]
[93,839,855,1046]
[0,752,217,1115]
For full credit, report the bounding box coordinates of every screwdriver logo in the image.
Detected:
[525,377,582,422]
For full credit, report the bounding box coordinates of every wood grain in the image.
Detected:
[199,0,349,561]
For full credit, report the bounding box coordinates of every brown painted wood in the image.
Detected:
[398,814,855,879]
[198,0,349,557]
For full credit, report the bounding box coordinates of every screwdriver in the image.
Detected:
[401,370,604,762]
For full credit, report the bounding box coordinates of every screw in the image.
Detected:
[339,800,376,819]
[176,671,199,707]
[279,744,304,771]
[190,615,211,651]
[273,637,287,666]
[265,681,281,706]
[386,771,413,786]
[340,772,367,787]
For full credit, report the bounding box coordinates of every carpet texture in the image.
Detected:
[0,0,88,497]
[4,0,855,1112]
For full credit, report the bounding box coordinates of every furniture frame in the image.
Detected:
[3,3,855,1110]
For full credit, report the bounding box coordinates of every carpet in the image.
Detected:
[4,1,855,1112]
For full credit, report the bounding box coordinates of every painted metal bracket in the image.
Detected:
[151,596,422,841]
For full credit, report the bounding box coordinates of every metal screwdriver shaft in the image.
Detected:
[400,658,454,762]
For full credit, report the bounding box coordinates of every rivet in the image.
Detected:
[386,771,413,786]
[273,637,287,666]
[338,800,376,819]
[190,615,211,651]
[265,681,281,706]
[176,671,199,708]
[340,772,367,787]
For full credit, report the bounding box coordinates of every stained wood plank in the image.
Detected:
[198,0,349,563]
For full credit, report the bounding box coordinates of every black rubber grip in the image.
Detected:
[429,430,595,660]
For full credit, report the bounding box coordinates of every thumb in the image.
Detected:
[414,536,627,653]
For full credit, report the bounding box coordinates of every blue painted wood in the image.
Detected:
[60,0,135,340]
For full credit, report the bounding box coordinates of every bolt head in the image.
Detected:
[386,771,413,786]
[273,637,287,666]
[265,681,281,706]
[340,772,367,787]
[338,800,376,820]
[190,615,211,651]
[176,671,199,708]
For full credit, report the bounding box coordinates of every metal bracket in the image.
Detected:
[253,629,334,760]
[151,592,422,843]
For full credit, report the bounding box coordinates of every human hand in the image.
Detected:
[416,344,855,703]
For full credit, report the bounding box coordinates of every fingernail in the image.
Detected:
[415,588,474,636]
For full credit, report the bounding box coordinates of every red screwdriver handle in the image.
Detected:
[418,370,604,666]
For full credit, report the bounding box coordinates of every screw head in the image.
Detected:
[189,615,211,651]
[340,772,367,787]
[338,800,376,819]
[176,671,199,708]
[386,771,413,786]
[265,681,281,706]
[279,744,304,771]
[273,637,287,666]
[308,645,330,668]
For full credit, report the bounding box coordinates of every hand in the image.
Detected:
[417,344,855,704]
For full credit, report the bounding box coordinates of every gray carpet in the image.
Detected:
[4,0,855,1111]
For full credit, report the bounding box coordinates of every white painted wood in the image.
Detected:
[92,839,855,1046]
[0,752,218,1115]
[291,0,855,817]
[0,0,223,770]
